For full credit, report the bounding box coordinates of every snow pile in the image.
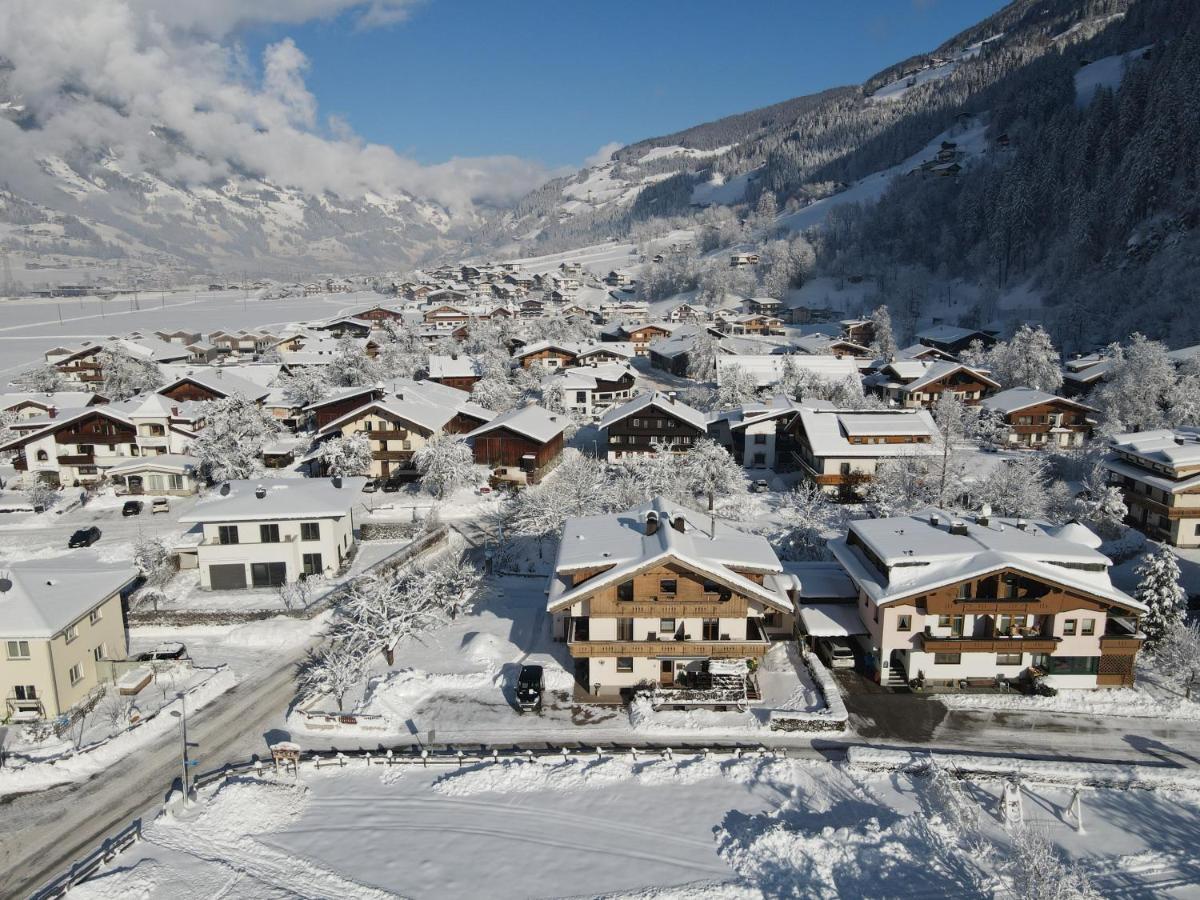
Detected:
[460,631,517,668]
[189,777,310,836]
[346,666,499,727]
[938,685,1200,720]
[432,754,802,798]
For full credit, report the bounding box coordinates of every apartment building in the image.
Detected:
[549,498,795,701]
[1,557,137,720]
[786,405,942,499]
[543,363,637,420]
[707,396,802,470]
[1103,428,1200,548]
[179,477,364,589]
[829,511,1145,689]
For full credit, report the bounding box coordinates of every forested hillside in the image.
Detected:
[820,0,1200,352]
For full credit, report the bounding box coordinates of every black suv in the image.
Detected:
[516,665,545,711]
[122,500,144,516]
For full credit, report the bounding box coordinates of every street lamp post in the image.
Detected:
[169,694,189,806]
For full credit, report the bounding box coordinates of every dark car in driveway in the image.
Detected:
[122,499,144,516]
[68,526,101,548]
[516,664,545,711]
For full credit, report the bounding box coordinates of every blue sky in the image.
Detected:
[245,0,1009,169]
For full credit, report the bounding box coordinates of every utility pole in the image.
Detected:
[169,694,194,806]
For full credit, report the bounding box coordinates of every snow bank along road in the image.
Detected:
[0,641,313,899]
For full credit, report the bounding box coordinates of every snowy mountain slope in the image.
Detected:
[485,0,1134,256]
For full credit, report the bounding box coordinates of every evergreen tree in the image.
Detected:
[1134,546,1186,646]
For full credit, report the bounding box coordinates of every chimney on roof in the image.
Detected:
[48,406,57,419]
[948,521,968,536]
[929,514,940,527]
[255,484,266,499]
[645,511,659,536]
[332,475,342,489]
[672,513,686,533]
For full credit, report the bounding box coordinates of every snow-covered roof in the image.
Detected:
[547,497,791,614]
[515,340,585,359]
[1108,428,1200,473]
[550,363,635,390]
[576,342,636,360]
[829,509,1143,613]
[317,395,456,437]
[982,387,1093,415]
[916,325,993,345]
[784,561,860,600]
[426,354,483,379]
[0,555,138,639]
[465,404,565,444]
[158,369,270,402]
[899,361,1000,392]
[0,405,135,452]
[598,391,708,432]
[716,355,859,388]
[106,454,198,475]
[799,603,868,638]
[0,391,102,411]
[795,407,942,459]
[179,477,365,523]
[709,395,801,430]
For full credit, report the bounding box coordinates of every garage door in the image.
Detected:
[208,564,247,590]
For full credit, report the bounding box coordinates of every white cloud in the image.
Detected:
[0,0,552,212]
[584,141,624,168]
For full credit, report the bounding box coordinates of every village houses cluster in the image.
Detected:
[0,251,1192,722]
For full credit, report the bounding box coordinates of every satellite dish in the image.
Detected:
[220,482,230,496]
[0,577,11,593]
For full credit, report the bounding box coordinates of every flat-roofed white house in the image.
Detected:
[1103,428,1200,548]
[0,556,137,720]
[715,354,859,390]
[829,511,1146,690]
[549,498,796,701]
[179,477,364,590]
[786,405,942,499]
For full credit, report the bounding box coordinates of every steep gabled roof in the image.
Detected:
[547,497,790,614]
[465,404,565,444]
[598,391,708,432]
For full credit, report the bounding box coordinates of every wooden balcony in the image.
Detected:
[54,430,135,445]
[12,454,27,471]
[372,450,414,462]
[57,454,95,465]
[1099,635,1143,652]
[567,639,770,659]
[918,634,1060,653]
[368,429,411,440]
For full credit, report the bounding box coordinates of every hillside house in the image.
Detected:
[916,325,998,356]
[548,498,794,701]
[981,388,1094,450]
[864,360,999,409]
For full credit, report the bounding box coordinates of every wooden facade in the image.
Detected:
[471,427,563,484]
[605,406,705,458]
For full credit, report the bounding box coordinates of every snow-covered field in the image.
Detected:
[69,755,1200,899]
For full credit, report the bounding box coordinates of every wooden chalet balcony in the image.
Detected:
[371,450,414,462]
[57,453,95,465]
[568,639,770,659]
[918,634,1060,653]
[368,429,411,440]
[54,430,135,445]
[12,454,28,471]
[1099,634,1143,652]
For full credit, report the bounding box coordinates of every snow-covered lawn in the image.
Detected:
[288,575,828,744]
[68,755,1200,899]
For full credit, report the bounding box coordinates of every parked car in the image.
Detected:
[134,642,188,662]
[516,664,545,711]
[152,497,170,514]
[362,479,379,493]
[68,526,101,548]
[122,500,144,517]
[816,637,856,669]
[753,479,770,493]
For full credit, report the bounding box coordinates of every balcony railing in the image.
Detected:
[57,454,95,465]
[918,634,1060,653]
[567,639,769,659]
[201,534,297,546]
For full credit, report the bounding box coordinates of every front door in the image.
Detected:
[660,659,674,687]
